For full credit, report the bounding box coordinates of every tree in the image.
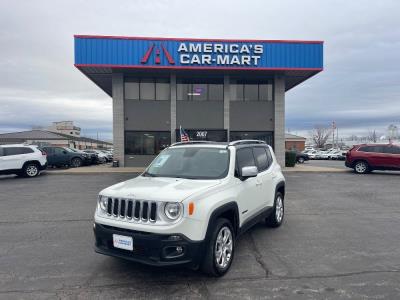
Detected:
[368,130,378,143]
[310,125,331,148]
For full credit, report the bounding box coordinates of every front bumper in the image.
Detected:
[94,223,205,267]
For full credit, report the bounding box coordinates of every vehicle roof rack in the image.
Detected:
[228,140,267,146]
[170,141,219,147]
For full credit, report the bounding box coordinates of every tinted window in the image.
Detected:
[244,84,258,101]
[125,80,139,100]
[177,80,223,101]
[371,146,385,153]
[140,79,155,100]
[0,148,3,156]
[253,147,269,172]
[4,147,33,156]
[384,146,400,154]
[358,146,371,152]
[236,148,256,172]
[155,79,170,100]
[125,131,171,155]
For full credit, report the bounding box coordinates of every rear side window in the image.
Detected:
[236,148,256,172]
[384,146,400,154]
[253,147,269,172]
[0,148,3,156]
[3,147,34,156]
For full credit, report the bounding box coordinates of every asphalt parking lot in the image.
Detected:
[1,172,400,299]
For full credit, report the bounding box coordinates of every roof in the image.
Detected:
[74,35,323,95]
[285,133,307,141]
[0,130,112,145]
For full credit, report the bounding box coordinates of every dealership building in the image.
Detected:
[74,35,323,166]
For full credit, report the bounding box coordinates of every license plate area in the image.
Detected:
[112,234,133,251]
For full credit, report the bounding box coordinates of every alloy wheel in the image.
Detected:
[215,226,233,269]
[275,196,284,223]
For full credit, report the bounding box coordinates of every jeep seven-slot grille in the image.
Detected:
[106,198,158,223]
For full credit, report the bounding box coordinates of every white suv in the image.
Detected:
[93,140,285,276]
[0,144,47,177]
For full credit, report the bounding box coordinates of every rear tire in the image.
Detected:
[266,192,284,228]
[297,157,305,164]
[354,161,369,174]
[201,218,235,277]
[23,163,39,177]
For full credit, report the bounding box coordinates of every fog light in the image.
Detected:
[176,246,183,253]
[168,235,181,241]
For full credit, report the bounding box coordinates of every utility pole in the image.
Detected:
[332,121,336,149]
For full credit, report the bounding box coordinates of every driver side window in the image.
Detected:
[236,148,256,177]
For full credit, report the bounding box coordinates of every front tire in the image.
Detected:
[201,218,235,277]
[23,163,39,177]
[71,157,82,168]
[297,157,305,164]
[354,161,369,174]
[266,192,284,227]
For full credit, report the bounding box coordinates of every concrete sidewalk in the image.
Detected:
[44,164,348,175]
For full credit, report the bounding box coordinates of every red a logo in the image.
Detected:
[141,43,175,65]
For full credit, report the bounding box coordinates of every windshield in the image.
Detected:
[145,147,230,179]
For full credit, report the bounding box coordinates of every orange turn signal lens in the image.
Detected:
[189,202,195,215]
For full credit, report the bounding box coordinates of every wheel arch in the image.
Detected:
[22,160,41,169]
[275,181,286,199]
[205,202,239,241]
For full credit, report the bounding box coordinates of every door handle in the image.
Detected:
[256,181,262,186]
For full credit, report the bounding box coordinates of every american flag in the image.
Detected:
[180,126,190,142]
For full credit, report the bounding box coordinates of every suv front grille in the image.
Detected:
[106,198,158,223]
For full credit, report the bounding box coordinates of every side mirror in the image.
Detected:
[241,166,258,179]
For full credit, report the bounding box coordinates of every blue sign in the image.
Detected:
[74,35,323,70]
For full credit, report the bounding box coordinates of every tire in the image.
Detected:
[201,218,235,277]
[297,157,305,164]
[22,163,39,177]
[266,192,284,228]
[71,157,82,168]
[353,161,369,174]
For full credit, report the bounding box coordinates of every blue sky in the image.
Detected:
[0,0,399,141]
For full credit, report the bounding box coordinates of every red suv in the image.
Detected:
[345,144,400,173]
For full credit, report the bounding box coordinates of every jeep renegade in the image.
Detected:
[93,140,285,276]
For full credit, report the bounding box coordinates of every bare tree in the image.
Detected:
[310,125,331,148]
[368,130,378,143]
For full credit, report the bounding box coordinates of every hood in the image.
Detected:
[99,176,222,202]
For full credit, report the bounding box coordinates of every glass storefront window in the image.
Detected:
[125,78,170,101]
[125,131,171,155]
[140,79,156,100]
[125,80,139,100]
[229,131,274,147]
[231,80,273,101]
[177,80,223,101]
[156,79,170,100]
[244,84,258,101]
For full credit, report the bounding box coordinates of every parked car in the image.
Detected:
[0,144,47,177]
[41,146,86,168]
[68,148,97,166]
[306,150,319,159]
[296,152,309,163]
[83,150,108,163]
[345,144,400,174]
[98,149,113,162]
[93,140,286,276]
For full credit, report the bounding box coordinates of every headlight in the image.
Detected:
[99,195,108,212]
[164,202,182,221]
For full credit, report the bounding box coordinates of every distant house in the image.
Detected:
[0,130,112,149]
[285,133,306,151]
